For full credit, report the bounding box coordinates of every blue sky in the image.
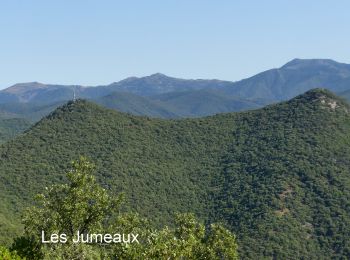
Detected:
[0,0,349,88]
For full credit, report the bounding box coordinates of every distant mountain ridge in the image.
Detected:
[149,89,261,117]
[1,58,350,121]
[0,73,235,103]
[221,58,350,100]
[106,73,234,96]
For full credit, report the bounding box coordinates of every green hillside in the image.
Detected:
[1,89,350,258]
[150,89,262,117]
[94,91,178,118]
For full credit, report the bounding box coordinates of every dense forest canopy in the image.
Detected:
[0,88,350,258]
[6,157,238,260]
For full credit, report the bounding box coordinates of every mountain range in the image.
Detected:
[1,89,350,258]
[222,58,350,100]
[1,59,350,122]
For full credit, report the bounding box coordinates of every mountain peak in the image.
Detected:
[292,88,349,112]
[302,88,335,99]
[3,82,46,94]
[110,73,172,86]
[147,73,172,80]
[46,99,95,116]
[281,58,341,69]
[149,73,167,77]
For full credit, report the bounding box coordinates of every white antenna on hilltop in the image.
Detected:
[73,86,76,102]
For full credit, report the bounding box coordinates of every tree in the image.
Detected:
[11,157,238,259]
[12,157,123,259]
[0,245,22,260]
[110,213,239,259]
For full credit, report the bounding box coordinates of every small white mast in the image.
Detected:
[73,87,76,102]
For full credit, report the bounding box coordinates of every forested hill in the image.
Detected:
[1,89,350,258]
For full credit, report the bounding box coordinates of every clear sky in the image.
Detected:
[0,0,349,88]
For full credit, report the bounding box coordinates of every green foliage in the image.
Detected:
[12,157,123,259]
[95,91,179,118]
[1,89,350,258]
[25,156,122,237]
[11,157,238,259]
[0,245,22,260]
[109,213,238,259]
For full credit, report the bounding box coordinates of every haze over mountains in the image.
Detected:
[1,89,350,258]
[222,58,350,100]
[1,58,350,123]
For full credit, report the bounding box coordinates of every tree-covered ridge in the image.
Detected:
[0,89,350,258]
[213,89,350,258]
[94,91,179,118]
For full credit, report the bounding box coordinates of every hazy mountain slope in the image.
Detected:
[0,82,109,105]
[0,74,234,103]
[0,101,67,122]
[0,82,79,104]
[0,88,261,123]
[1,59,350,120]
[0,77,242,119]
[94,91,178,118]
[0,118,31,144]
[150,89,262,117]
[0,108,33,143]
[0,110,20,120]
[1,89,350,258]
[106,73,234,96]
[223,59,350,100]
[338,88,350,102]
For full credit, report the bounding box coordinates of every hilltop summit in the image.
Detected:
[281,58,348,70]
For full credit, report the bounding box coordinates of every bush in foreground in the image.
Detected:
[10,157,238,259]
